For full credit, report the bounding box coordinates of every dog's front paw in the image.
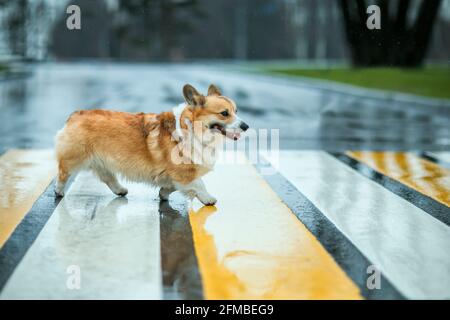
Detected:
[54,185,65,197]
[198,194,217,206]
[114,187,128,197]
[55,190,64,198]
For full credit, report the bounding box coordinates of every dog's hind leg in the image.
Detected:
[93,166,128,197]
[55,160,70,197]
[55,129,88,197]
[55,155,86,197]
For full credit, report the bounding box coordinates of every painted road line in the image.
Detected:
[422,152,450,169]
[265,151,450,299]
[347,151,450,208]
[159,196,203,300]
[0,149,56,248]
[333,153,450,227]
[425,152,450,163]
[0,171,162,299]
[189,153,362,300]
[257,162,404,299]
[0,181,62,292]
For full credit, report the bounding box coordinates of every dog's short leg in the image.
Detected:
[55,178,67,197]
[94,168,128,196]
[175,179,217,206]
[159,187,175,201]
[55,161,70,197]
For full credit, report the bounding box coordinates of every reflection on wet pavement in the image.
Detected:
[1,171,162,299]
[267,151,450,299]
[189,154,361,299]
[159,198,203,300]
[1,63,449,151]
[0,148,449,299]
[1,63,450,299]
[0,149,55,247]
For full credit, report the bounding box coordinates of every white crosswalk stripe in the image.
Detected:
[265,151,450,299]
[427,151,450,164]
[1,171,162,299]
[1,149,450,299]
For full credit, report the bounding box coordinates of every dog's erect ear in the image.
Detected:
[183,84,205,106]
[207,84,222,96]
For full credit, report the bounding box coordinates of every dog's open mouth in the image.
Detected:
[210,123,241,140]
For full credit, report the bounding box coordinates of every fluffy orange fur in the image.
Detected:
[54,84,241,201]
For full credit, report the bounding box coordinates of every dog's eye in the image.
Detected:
[220,110,229,117]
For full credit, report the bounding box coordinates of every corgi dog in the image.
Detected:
[54,84,249,205]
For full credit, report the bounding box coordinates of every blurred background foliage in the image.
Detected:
[0,0,448,65]
[0,0,448,98]
[268,67,450,99]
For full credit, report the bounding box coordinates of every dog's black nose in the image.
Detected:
[240,122,249,132]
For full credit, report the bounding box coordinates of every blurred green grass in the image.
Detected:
[268,67,450,100]
[0,63,10,74]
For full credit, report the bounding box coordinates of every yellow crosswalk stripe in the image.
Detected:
[189,153,362,300]
[0,149,56,247]
[347,152,450,207]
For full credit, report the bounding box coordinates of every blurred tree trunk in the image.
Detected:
[306,0,318,60]
[339,0,441,67]
[117,0,199,61]
[234,0,248,60]
[6,0,28,58]
[159,1,175,60]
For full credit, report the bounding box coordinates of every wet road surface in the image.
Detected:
[0,63,449,151]
[0,63,449,299]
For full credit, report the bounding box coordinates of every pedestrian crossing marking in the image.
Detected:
[189,154,362,300]
[0,149,56,248]
[426,152,450,165]
[0,171,162,299]
[347,151,450,207]
[266,151,450,299]
[1,148,450,299]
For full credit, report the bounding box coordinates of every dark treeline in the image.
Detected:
[49,0,298,61]
[0,0,449,65]
[339,0,442,66]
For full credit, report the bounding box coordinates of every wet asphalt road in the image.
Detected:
[1,63,450,299]
[0,62,449,152]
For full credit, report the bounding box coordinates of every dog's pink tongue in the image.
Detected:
[226,131,241,140]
